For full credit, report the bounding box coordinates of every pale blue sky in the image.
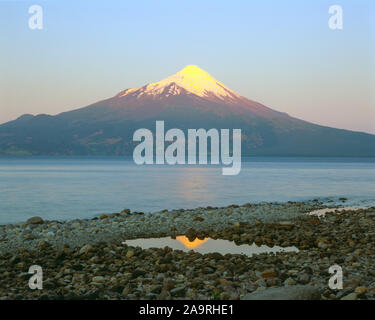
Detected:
[1,0,374,133]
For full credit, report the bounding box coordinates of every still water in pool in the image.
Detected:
[123,236,299,257]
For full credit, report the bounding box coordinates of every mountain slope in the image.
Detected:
[0,65,374,156]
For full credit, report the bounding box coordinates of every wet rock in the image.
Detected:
[341,293,358,300]
[261,269,276,279]
[162,281,175,292]
[255,279,267,287]
[317,241,328,249]
[355,287,367,295]
[79,245,93,255]
[72,223,81,229]
[284,278,296,286]
[92,276,105,283]
[243,285,320,300]
[298,273,310,284]
[170,286,186,297]
[149,285,162,294]
[37,240,50,249]
[27,216,44,225]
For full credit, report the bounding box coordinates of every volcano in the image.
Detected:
[0,65,374,156]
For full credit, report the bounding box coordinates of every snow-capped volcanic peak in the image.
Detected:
[118,65,241,101]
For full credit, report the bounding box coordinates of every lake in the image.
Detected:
[0,156,375,224]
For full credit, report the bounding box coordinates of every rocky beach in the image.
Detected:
[1,201,375,300]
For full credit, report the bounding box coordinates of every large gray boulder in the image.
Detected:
[243,285,321,300]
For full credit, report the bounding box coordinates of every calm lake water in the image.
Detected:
[0,156,375,224]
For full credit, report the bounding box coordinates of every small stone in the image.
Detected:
[100,214,108,220]
[255,279,267,287]
[262,269,276,279]
[92,276,105,283]
[354,287,367,295]
[284,278,296,286]
[170,286,186,297]
[122,286,131,296]
[162,281,175,291]
[243,285,320,300]
[220,292,230,299]
[278,221,295,229]
[219,279,229,286]
[266,278,278,287]
[27,216,44,225]
[126,250,134,259]
[317,241,328,249]
[149,285,162,294]
[37,240,50,249]
[341,293,358,300]
[46,231,55,239]
[79,244,93,255]
[298,273,310,285]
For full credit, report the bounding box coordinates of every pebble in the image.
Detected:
[26,216,44,225]
[355,287,367,295]
[92,276,105,283]
[341,293,358,300]
[284,278,297,286]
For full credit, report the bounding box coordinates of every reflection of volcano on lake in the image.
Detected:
[175,236,209,249]
[124,236,298,257]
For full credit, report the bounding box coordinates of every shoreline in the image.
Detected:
[0,201,327,254]
[1,201,375,300]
